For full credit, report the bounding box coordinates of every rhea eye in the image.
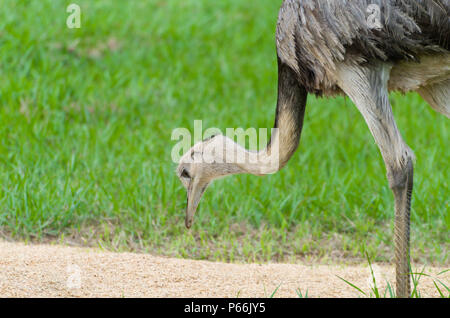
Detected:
[181,168,191,179]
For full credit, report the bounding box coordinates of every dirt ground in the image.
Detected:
[0,240,447,298]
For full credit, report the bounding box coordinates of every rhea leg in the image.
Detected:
[417,80,450,118]
[336,62,414,297]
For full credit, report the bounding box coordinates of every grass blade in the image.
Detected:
[433,281,445,298]
[296,288,308,298]
[270,284,282,298]
[336,275,367,297]
[366,252,380,298]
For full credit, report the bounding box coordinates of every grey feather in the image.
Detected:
[276,0,450,94]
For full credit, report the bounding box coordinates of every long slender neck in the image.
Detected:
[235,59,308,175]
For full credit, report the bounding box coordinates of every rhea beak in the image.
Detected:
[185,177,209,229]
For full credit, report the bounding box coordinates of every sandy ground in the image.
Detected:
[0,240,447,298]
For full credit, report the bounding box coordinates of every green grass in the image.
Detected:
[0,0,448,265]
[337,254,450,298]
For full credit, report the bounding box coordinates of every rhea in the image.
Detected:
[177,0,449,298]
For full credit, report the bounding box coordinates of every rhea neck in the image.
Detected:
[213,58,308,177]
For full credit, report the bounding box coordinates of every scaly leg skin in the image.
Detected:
[390,159,413,298]
[336,62,414,297]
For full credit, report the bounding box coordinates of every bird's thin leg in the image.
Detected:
[391,159,413,298]
[336,62,414,298]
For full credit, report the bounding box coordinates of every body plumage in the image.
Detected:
[276,0,450,94]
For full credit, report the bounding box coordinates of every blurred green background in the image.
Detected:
[0,0,447,264]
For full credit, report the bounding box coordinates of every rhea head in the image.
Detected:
[177,133,282,228]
